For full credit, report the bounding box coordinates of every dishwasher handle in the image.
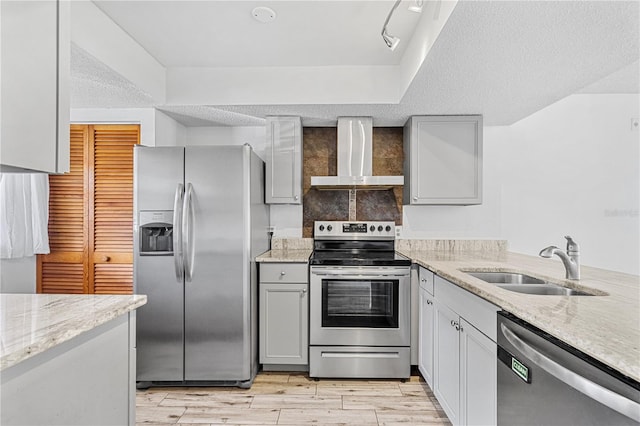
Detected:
[500,323,640,423]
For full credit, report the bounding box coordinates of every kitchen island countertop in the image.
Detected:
[0,293,147,371]
[398,248,640,383]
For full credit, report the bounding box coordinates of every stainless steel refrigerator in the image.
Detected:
[133,144,269,387]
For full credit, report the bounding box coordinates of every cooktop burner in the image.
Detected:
[309,221,411,267]
[309,250,411,266]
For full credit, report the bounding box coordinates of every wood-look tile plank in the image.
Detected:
[178,407,280,424]
[375,409,451,426]
[236,382,317,395]
[160,392,253,408]
[398,382,429,396]
[342,395,438,411]
[136,391,168,406]
[316,383,402,397]
[277,408,378,425]
[251,394,342,409]
[287,373,315,383]
[253,372,292,384]
[136,406,186,424]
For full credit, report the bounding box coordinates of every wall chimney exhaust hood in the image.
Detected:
[310,117,404,190]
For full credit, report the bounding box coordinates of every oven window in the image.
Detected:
[321,279,399,328]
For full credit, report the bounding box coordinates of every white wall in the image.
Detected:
[70,108,157,146]
[186,126,267,160]
[0,257,36,293]
[497,94,639,275]
[154,110,187,147]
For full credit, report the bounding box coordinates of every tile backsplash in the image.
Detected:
[302,127,404,237]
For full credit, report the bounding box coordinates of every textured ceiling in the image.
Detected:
[93,0,422,67]
[70,1,640,127]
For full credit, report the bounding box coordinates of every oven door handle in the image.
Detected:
[311,268,409,277]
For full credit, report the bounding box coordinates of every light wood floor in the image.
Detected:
[136,372,451,425]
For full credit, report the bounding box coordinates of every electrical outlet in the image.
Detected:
[395,226,402,237]
[267,226,275,233]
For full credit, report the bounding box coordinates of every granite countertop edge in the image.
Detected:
[256,249,312,263]
[1,294,147,371]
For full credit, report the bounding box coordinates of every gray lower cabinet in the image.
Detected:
[403,115,482,205]
[1,312,136,425]
[259,263,309,368]
[430,275,498,426]
[418,267,435,387]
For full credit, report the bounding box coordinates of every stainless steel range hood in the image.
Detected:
[310,117,404,190]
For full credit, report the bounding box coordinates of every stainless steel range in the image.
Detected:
[309,221,412,379]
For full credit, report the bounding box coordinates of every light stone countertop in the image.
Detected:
[0,293,147,371]
[256,249,312,263]
[398,248,640,383]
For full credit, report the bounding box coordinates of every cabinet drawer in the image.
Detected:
[419,266,434,294]
[260,263,308,283]
[434,276,498,341]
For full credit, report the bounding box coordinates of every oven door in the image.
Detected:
[309,266,410,347]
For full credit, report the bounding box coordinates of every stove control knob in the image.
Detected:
[327,225,333,232]
[370,225,375,232]
[377,225,383,232]
[385,225,392,232]
[319,225,325,231]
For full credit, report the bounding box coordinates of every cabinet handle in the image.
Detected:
[426,299,432,305]
[102,256,111,262]
[451,320,460,331]
[421,278,426,282]
[294,195,299,201]
[301,288,307,293]
[413,196,418,201]
[280,271,286,276]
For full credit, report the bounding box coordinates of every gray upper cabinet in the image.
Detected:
[403,116,482,205]
[266,116,302,204]
[1,0,70,173]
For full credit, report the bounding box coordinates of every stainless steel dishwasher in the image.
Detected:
[497,312,640,425]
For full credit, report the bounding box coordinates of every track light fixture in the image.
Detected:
[381,0,402,51]
[381,29,400,51]
[408,0,424,13]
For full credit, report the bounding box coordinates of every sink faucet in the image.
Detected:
[539,236,580,280]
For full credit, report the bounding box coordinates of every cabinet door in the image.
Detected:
[259,282,308,364]
[266,116,302,204]
[0,0,69,173]
[460,318,497,426]
[418,286,435,387]
[433,300,460,425]
[405,116,482,205]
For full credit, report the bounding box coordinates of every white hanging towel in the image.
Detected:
[0,173,50,258]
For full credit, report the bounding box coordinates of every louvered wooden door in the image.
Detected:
[38,124,140,294]
[38,125,88,293]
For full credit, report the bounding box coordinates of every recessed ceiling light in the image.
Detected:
[251,6,276,23]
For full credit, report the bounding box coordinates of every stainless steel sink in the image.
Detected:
[462,270,595,296]
[496,284,592,296]
[464,271,546,284]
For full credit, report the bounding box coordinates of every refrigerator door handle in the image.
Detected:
[182,183,195,282]
[500,323,640,422]
[173,183,184,283]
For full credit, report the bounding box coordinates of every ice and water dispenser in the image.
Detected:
[139,211,173,255]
